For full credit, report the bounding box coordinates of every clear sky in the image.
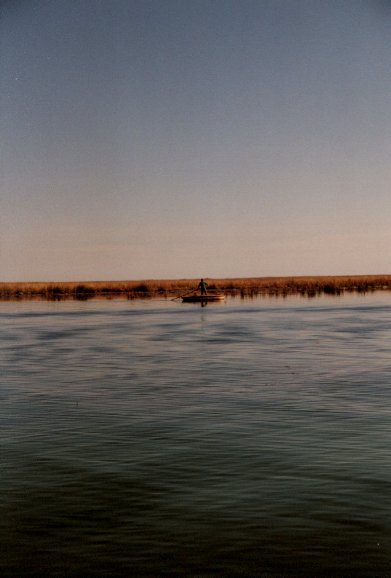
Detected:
[1,0,390,281]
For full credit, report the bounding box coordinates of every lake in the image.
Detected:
[1,294,391,576]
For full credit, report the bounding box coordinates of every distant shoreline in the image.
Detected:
[1,275,391,301]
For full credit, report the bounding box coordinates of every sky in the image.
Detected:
[1,0,390,281]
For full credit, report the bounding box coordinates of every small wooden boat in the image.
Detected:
[182,293,225,303]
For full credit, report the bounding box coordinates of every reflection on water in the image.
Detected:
[1,295,391,576]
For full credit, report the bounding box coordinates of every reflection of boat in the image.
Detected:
[182,293,225,303]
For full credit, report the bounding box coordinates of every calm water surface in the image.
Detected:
[1,294,391,577]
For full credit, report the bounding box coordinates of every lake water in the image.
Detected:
[1,294,391,577]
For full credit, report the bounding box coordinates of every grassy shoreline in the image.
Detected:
[1,275,391,300]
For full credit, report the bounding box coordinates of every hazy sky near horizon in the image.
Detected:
[1,0,390,281]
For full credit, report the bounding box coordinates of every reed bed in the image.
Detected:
[216,275,391,298]
[1,275,391,301]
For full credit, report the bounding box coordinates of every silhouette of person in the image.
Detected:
[198,278,208,295]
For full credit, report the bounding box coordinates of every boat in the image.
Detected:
[182,293,225,303]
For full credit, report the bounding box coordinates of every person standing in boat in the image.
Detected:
[198,278,208,295]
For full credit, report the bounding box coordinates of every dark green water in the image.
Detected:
[1,295,391,576]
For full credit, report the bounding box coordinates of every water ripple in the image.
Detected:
[1,294,391,576]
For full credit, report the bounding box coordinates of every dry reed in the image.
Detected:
[1,275,391,300]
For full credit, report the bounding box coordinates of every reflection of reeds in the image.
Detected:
[1,275,391,300]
